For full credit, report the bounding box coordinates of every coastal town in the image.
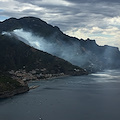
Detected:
[9,68,65,84]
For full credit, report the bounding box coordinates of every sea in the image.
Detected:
[0,69,120,120]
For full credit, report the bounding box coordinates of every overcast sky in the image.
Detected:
[0,0,120,49]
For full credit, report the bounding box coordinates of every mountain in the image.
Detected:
[0,34,86,76]
[0,28,87,98]
[0,16,120,72]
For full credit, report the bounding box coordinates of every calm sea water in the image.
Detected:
[0,69,120,120]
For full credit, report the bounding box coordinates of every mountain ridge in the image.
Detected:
[0,34,86,75]
[0,30,87,98]
[0,16,120,72]
[0,16,120,98]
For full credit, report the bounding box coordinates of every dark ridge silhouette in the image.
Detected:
[0,16,120,72]
[0,34,86,75]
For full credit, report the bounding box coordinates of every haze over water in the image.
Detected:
[0,69,120,120]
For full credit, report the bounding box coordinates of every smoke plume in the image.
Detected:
[2,29,89,67]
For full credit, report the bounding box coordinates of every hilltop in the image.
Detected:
[0,16,120,72]
[0,32,87,98]
[0,16,120,98]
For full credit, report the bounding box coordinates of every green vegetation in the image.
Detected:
[0,16,120,72]
[0,34,86,75]
[0,74,21,92]
[0,17,88,98]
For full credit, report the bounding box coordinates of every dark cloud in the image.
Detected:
[15,0,35,3]
[13,0,120,20]
[1,0,115,34]
[45,1,120,31]
[65,0,120,3]
[0,0,120,49]
[15,0,120,4]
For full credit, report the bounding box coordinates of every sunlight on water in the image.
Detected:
[91,69,120,83]
[1,69,120,120]
[91,73,111,77]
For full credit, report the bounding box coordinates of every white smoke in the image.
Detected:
[13,29,56,53]
[2,31,11,36]
[2,29,58,54]
[2,29,120,71]
[2,29,91,67]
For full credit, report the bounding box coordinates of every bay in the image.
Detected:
[0,69,120,120]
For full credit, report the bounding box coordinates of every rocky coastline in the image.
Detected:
[0,68,87,99]
[0,73,29,99]
[0,86,29,99]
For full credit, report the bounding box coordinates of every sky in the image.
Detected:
[0,0,120,49]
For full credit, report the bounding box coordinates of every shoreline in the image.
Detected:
[28,74,70,90]
[0,73,87,99]
[0,74,69,98]
[28,74,70,82]
[0,86,29,99]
